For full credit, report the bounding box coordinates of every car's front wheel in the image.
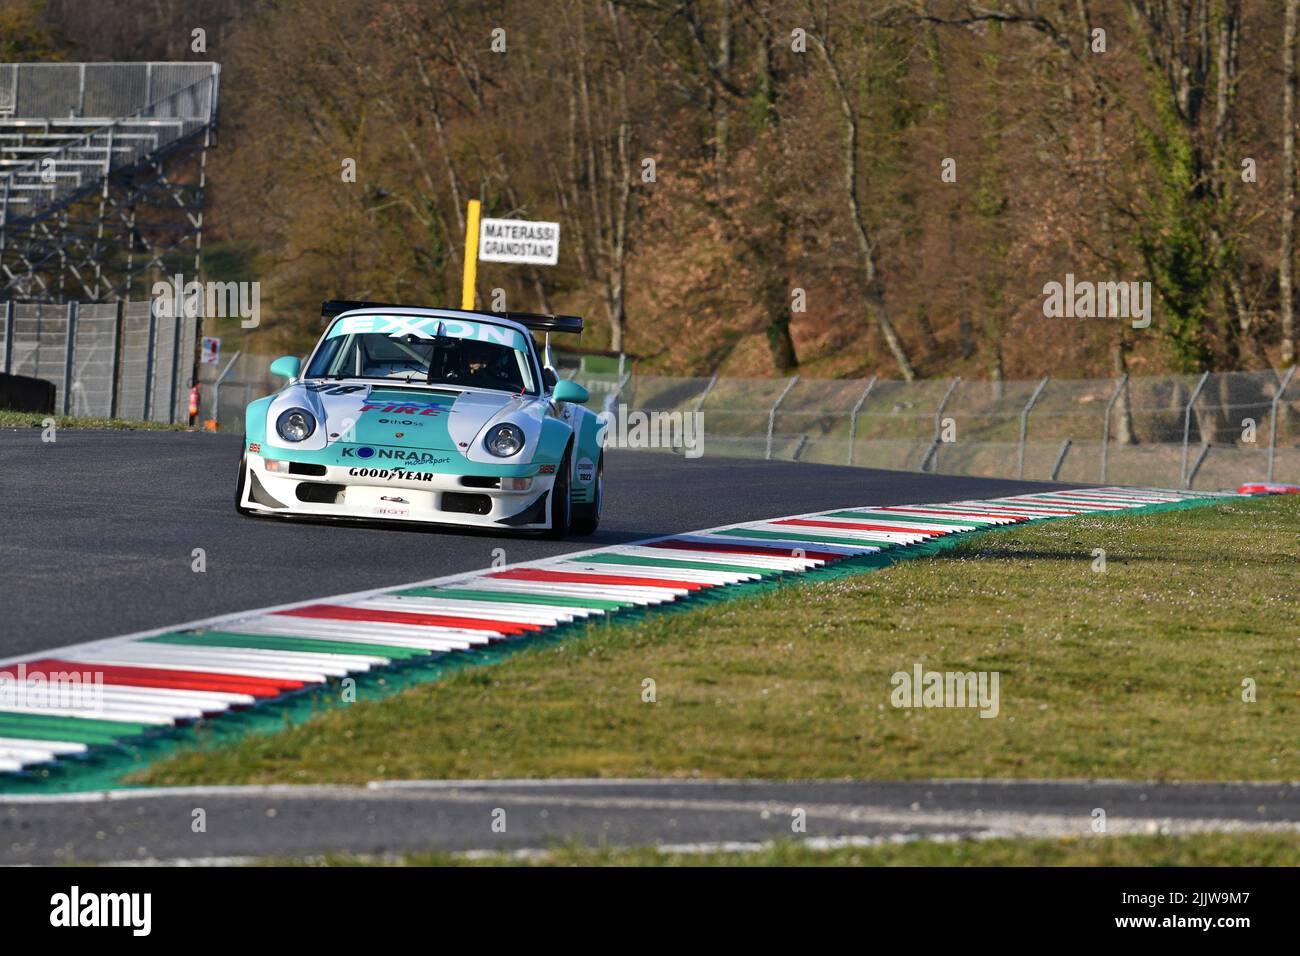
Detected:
[543,447,573,539]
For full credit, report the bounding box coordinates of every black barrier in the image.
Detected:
[0,372,56,413]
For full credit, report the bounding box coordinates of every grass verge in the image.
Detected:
[0,410,191,430]
[271,832,1300,866]
[134,496,1298,786]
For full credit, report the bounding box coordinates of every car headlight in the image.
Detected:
[485,423,525,457]
[276,407,316,442]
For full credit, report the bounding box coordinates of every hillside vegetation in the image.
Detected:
[10,0,1300,381]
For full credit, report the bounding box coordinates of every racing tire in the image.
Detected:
[235,451,253,516]
[570,451,603,536]
[543,446,573,539]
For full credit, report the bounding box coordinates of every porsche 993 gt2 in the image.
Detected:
[236,300,604,538]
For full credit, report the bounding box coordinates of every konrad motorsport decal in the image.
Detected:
[340,447,451,465]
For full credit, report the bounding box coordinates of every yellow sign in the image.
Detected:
[461,199,481,310]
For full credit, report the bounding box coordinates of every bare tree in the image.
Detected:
[1284,0,1298,368]
[809,9,916,380]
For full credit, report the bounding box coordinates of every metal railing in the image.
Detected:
[0,62,218,122]
[574,368,1300,490]
[0,299,197,422]
[0,67,219,225]
[153,355,1300,490]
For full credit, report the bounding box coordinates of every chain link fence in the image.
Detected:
[195,350,277,431]
[193,355,1298,490]
[0,300,198,422]
[571,368,1300,490]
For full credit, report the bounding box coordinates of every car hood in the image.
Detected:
[263,381,545,460]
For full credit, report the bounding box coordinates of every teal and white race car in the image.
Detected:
[236,300,604,538]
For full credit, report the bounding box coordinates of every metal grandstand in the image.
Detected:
[0,61,219,302]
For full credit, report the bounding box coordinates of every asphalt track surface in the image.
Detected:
[0,428,1074,657]
[16,428,1261,864]
[3,779,1295,864]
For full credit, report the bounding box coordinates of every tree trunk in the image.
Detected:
[958,301,975,359]
[762,253,798,373]
[915,308,938,353]
[1283,0,1298,367]
[605,279,626,353]
[753,8,797,373]
[714,0,731,186]
[814,32,915,380]
[765,316,797,373]
[1111,339,1136,445]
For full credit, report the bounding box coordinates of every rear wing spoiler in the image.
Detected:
[321,300,582,334]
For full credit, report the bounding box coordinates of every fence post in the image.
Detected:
[765,375,799,460]
[1,176,10,260]
[2,300,13,375]
[168,311,183,424]
[1263,369,1294,486]
[142,302,156,421]
[920,376,961,473]
[108,299,123,419]
[1051,438,1073,481]
[211,349,241,429]
[1180,371,1211,487]
[1187,441,1211,489]
[847,376,877,466]
[605,370,630,418]
[1100,373,1127,485]
[62,301,77,415]
[1017,377,1050,479]
[694,373,718,412]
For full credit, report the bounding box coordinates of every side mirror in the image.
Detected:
[270,355,301,382]
[552,380,589,405]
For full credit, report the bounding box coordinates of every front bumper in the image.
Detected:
[240,454,555,530]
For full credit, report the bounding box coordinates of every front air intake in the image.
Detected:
[295,483,345,504]
[441,492,492,515]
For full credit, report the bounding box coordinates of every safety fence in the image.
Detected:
[193,349,274,431]
[200,357,1299,490]
[0,300,198,423]
[575,369,1300,490]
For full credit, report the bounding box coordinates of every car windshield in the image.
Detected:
[305,331,537,393]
